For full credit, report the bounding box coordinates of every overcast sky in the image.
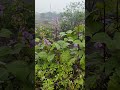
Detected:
[35,0,84,13]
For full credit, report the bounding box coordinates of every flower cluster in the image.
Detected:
[43,38,51,46]
[20,29,35,48]
[94,42,103,49]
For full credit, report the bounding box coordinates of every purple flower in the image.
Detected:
[22,31,34,40]
[73,44,78,48]
[30,39,35,48]
[94,42,103,49]
[43,38,51,46]
[28,33,33,40]
[22,31,30,38]
[21,30,35,48]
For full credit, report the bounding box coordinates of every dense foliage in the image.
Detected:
[35,2,85,90]
[35,25,85,90]
[0,0,34,89]
[86,0,120,90]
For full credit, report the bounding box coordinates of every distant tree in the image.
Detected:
[60,1,85,31]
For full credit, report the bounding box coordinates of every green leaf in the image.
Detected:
[54,43,61,50]
[35,38,40,42]
[105,57,119,76]
[0,29,12,38]
[67,37,74,42]
[66,30,73,34]
[60,50,71,62]
[60,32,66,37]
[80,55,85,70]
[73,40,81,44]
[0,68,9,81]
[64,38,68,41]
[86,75,97,89]
[57,40,69,49]
[28,70,35,85]
[38,52,47,60]
[11,43,23,54]
[96,2,104,9]
[92,32,114,49]
[78,25,85,32]
[73,40,84,48]
[108,73,120,90]
[7,61,30,82]
[92,32,111,43]
[0,46,11,57]
[47,54,55,61]
[87,22,103,34]
[112,32,120,49]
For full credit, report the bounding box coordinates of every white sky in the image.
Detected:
[35,0,84,13]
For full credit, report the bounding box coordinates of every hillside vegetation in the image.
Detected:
[35,2,85,90]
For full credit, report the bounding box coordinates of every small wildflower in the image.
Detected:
[22,31,30,38]
[29,39,35,48]
[94,42,103,49]
[43,38,51,46]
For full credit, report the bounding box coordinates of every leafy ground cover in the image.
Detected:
[35,2,85,90]
[35,25,85,90]
[0,0,34,89]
